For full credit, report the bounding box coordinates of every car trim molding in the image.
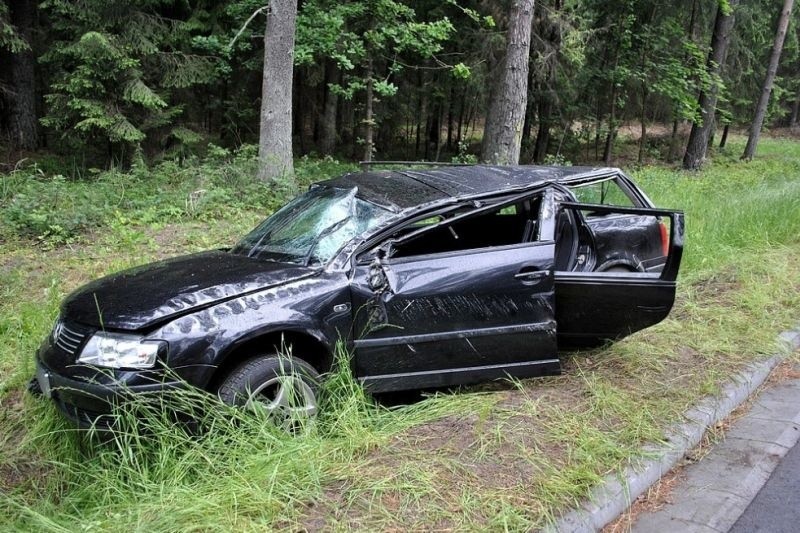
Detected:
[360,359,560,381]
[353,320,557,348]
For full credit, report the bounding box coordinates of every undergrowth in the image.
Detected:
[0,147,356,247]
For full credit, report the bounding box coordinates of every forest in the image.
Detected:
[1,0,798,176]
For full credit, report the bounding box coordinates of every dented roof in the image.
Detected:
[321,165,609,209]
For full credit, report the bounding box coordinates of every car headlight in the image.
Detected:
[78,332,165,369]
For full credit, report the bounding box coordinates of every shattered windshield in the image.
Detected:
[231,187,392,266]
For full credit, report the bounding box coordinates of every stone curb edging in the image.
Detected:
[546,328,800,533]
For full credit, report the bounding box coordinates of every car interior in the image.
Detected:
[389,196,542,258]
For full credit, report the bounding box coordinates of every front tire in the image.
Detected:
[217,355,320,428]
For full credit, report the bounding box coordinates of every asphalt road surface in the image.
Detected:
[728,439,800,533]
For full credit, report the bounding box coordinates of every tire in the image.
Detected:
[217,355,320,428]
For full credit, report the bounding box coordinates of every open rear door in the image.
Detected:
[553,202,684,347]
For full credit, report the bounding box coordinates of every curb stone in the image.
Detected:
[545,328,800,533]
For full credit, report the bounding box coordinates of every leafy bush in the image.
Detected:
[0,149,357,245]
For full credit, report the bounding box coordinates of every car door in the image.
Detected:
[349,190,561,392]
[553,201,685,347]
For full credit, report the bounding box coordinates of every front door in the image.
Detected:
[349,191,560,392]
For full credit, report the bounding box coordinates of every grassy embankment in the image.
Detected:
[0,137,799,530]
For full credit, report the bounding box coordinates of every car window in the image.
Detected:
[232,186,393,265]
[388,196,541,259]
[569,178,635,207]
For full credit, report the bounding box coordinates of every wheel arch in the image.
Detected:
[206,327,335,392]
[595,257,643,272]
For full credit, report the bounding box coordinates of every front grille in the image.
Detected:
[53,320,92,356]
[54,398,115,430]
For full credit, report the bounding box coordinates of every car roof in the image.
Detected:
[320,165,617,210]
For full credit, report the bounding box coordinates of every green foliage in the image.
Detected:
[38,0,219,159]
[0,3,29,53]
[296,0,457,99]
[0,148,357,245]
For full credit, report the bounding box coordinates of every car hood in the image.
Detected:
[62,250,315,330]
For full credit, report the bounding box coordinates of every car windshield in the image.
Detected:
[231,186,392,266]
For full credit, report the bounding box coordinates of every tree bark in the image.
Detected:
[8,0,37,151]
[683,0,738,170]
[602,74,618,165]
[666,119,680,163]
[638,95,647,165]
[742,0,794,161]
[319,61,338,156]
[258,0,297,185]
[480,0,534,165]
[446,86,454,149]
[363,57,374,162]
[719,124,729,148]
[532,94,552,163]
[456,88,466,147]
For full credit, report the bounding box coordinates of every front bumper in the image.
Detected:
[33,358,185,430]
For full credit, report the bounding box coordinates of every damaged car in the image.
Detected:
[31,165,684,428]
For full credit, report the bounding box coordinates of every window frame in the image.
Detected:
[567,176,638,209]
[355,189,555,265]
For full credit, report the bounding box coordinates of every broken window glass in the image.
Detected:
[232,187,393,265]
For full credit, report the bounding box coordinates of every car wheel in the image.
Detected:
[217,355,320,428]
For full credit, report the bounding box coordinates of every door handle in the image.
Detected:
[515,269,548,281]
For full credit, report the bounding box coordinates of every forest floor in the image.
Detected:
[0,135,799,530]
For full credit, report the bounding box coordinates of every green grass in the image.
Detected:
[1,135,799,530]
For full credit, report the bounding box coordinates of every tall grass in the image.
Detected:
[1,346,472,531]
[631,137,800,275]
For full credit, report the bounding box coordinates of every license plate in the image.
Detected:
[36,365,52,398]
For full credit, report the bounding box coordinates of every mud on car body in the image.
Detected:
[31,165,684,428]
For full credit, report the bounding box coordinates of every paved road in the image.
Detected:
[631,373,800,533]
[729,439,800,533]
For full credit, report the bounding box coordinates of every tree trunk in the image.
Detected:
[667,118,680,163]
[363,58,374,162]
[683,0,738,170]
[319,61,338,156]
[428,103,441,160]
[719,124,729,148]
[532,94,551,163]
[638,98,647,165]
[446,86,454,149]
[293,69,305,156]
[480,0,535,165]
[456,88,466,147]
[602,76,618,165]
[790,88,800,129]
[8,0,37,151]
[258,0,297,185]
[522,68,536,144]
[742,0,794,161]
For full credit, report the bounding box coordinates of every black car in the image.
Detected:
[32,165,684,428]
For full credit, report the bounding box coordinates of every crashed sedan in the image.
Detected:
[31,165,683,427]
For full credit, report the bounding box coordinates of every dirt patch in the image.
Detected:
[690,269,741,303]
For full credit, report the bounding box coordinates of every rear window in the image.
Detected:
[569,178,635,207]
